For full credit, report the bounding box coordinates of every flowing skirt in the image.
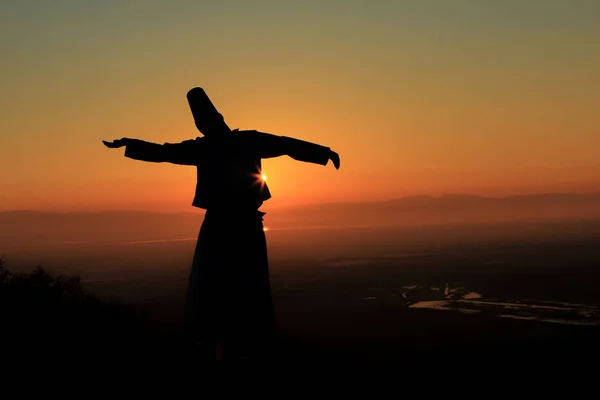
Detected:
[183,209,275,357]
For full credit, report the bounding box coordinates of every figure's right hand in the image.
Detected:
[102,138,129,148]
[329,150,340,170]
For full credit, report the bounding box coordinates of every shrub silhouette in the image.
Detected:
[0,257,145,355]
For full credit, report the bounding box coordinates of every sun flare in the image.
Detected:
[261,173,267,181]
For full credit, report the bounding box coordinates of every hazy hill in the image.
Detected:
[2,192,600,250]
[271,192,600,228]
[0,210,205,250]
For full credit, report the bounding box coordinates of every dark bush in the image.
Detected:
[0,257,146,357]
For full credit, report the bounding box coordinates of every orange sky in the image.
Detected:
[1,1,599,212]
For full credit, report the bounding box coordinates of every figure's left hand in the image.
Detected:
[329,150,340,170]
[102,138,129,148]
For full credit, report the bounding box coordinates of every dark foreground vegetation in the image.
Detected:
[0,257,153,360]
[2,254,599,367]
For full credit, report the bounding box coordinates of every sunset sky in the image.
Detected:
[1,0,599,212]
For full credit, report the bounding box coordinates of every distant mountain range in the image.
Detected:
[2,192,600,249]
[270,192,600,228]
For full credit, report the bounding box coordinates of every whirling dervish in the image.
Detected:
[103,87,340,361]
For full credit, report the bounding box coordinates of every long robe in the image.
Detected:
[122,130,332,358]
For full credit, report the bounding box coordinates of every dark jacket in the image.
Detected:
[122,130,331,210]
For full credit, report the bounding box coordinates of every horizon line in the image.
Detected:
[3,190,600,214]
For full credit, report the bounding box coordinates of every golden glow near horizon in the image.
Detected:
[1,2,600,212]
[261,174,267,182]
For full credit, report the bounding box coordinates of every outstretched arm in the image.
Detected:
[257,132,340,169]
[102,137,202,166]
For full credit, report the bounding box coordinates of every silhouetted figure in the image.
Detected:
[103,89,340,361]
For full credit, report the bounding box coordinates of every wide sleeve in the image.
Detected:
[257,131,331,166]
[123,138,203,166]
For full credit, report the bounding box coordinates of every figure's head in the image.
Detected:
[193,113,231,137]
